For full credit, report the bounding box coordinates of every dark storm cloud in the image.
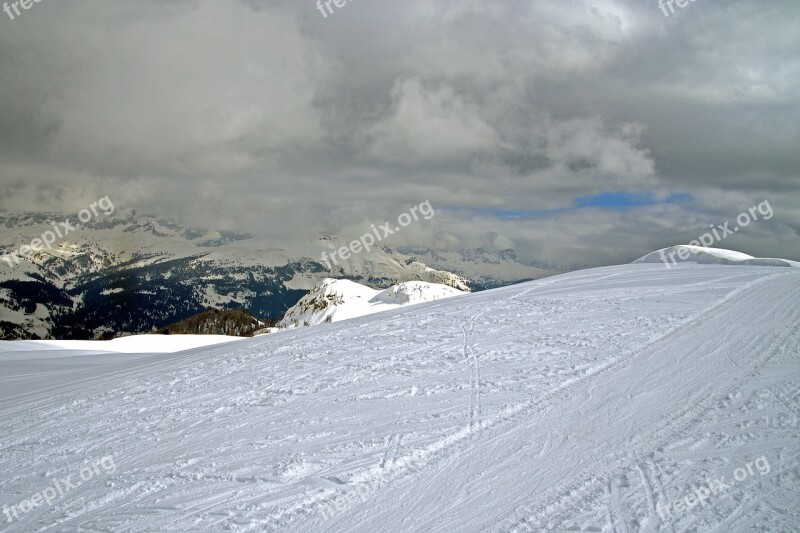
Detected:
[0,0,798,264]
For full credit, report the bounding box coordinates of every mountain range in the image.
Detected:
[0,213,556,339]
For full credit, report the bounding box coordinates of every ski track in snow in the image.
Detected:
[0,264,798,531]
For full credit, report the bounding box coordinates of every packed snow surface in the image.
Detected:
[279,278,465,328]
[0,263,799,531]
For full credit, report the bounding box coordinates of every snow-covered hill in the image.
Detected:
[279,278,465,328]
[635,245,800,268]
[1,262,798,531]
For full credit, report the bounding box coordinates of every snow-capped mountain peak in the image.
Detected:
[279,278,466,329]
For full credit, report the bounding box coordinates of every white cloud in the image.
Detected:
[365,79,501,162]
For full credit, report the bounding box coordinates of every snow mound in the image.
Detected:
[375,280,466,305]
[279,278,465,328]
[634,245,800,268]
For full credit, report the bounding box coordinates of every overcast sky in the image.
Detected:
[0,0,798,266]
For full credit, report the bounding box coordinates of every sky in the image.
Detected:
[0,0,798,266]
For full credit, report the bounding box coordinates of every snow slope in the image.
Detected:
[0,334,243,360]
[0,263,798,531]
[635,245,800,268]
[278,278,466,328]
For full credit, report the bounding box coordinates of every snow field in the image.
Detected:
[0,263,798,531]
